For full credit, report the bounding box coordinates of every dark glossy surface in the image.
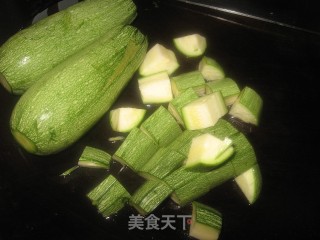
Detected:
[1,0,320,239]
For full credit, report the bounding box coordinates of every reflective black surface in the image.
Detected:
[1,0,320,239]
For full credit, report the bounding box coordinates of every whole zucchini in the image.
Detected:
[10,25,148,155]
[0,0,137,94]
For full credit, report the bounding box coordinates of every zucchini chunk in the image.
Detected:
[140,106,182,147]
[229,86,263,125]
[173,34,207,57]
[235,164,262,204]
[185,133,234,169]
[171,70,206,97]
[129,178,173,216]
[138,71,173,104]
[199,56,225,81]
[139,147,185,180]
[168,88,199,125]
[182,92,228,130]
[139,43,179,76]
[205,78,240,106]
[189,202,222,240]
[113,127,158,172]
[87,175,131,218]
[78,146,111,169]
[110,107,146,133]
[164,119,258,206]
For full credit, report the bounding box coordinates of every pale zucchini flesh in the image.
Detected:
[138,71,173,104]
[235,163,262,204]
[182,92,228,130]
[110,107,146,133]
[139,43,179,76]
[173,34,207,57]
[185,133,234,169]
[229,86,263,125]
[168,87,199,125]
[198,56,225,81]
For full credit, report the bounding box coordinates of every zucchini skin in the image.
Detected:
[0,0,137,94]
[10,26,148,155]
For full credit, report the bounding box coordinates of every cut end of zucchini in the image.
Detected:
[185,133,234,169]
[110,107,146,132]
[229,87,263,125]
[173,34,207,57]
[224,93,240,106]
[78,161,107,169]
[12,130,38,154]
[235,164,262,204]
[199,56,225,81]
[0,72,12,93]
[139,43,179,76]
[138,71,173,104]
[189,202,222,240]
[182,92,228,130]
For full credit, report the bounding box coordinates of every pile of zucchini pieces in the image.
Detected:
[62,34,263,240]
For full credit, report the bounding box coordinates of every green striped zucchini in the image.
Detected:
[129,178,173,215]
[0,0,137,94]
[87,175,131,217]
[189,201,222,240]
[10,26,147,155]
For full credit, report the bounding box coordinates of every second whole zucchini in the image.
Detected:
[10,26,148,155]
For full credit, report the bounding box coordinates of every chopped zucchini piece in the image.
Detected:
[78,146,111,169]
[173,34,207,57]
[205,78,240,106]
[129,178,173,216]
[235,163,262,204]
[113,127,158,171]
[189,202,222,240]
[171,70,206,97]
[199,56,225,81]
[185,133,234,169]
[170,161,235,206]
[109,107,146,133]
[165,120,258,206]
[182,92,228,130]
[229,86,263,125]
[168,88,199,125]
[168,129,203,156]
[139,147,185,179]
[139,43,179,76]
[140,106,182,147]
[87,175,131,218]
[228,132,257,176]
[60,165,80,177]
[138,71,173,104]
